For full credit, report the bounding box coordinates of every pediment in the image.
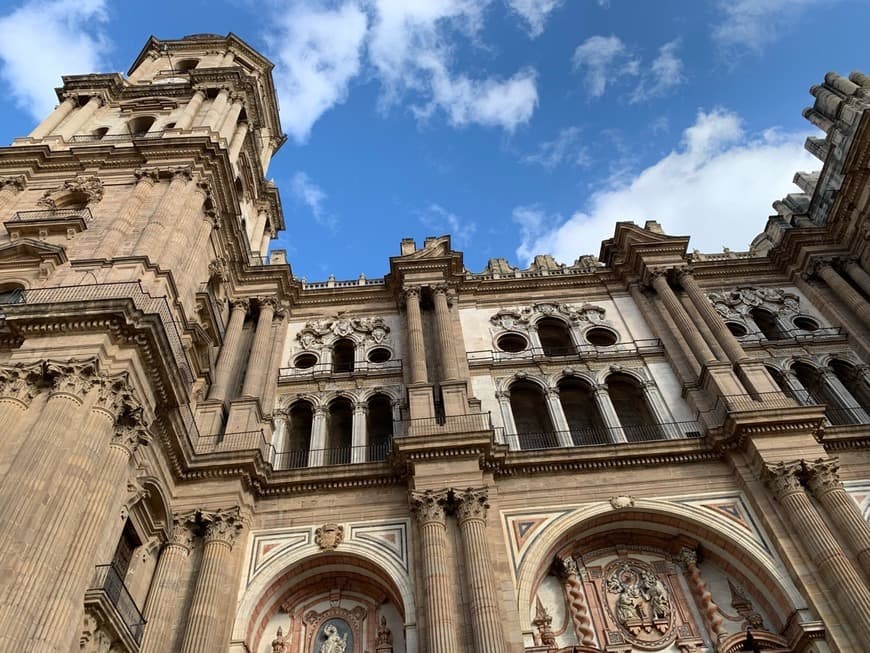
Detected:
[599,221,689,268]
[0,238,67,268]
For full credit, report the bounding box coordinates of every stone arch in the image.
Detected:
[534,315,574,356]
[233,547,416,652]
[515,499,804,637]
[603,370,662,441]
[508,377,556,449]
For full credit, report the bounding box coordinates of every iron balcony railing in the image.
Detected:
[278,359,403,380]
[10,207,94,223]
[737,326,845,345]
[467,339,663,364]
[503,420,703,451]
[0,282,193,383]
[703,391,870,428]
[272,442,392,469]
[88,565,146,644]
[393,412,493,437]
[69,130,167,143]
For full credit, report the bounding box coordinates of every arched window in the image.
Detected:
[558,377,606,446]
[332,339,355,373]
[326,398,353,464]
[91,126,109,140]
[537,317,573,357]
[0,282,24,304]
[829,360,870,405]
[792,362,852,425]
[127,116,156,136]
[767,367,803,404]
[606,373,661,442]
[509,380,556,449]
[283,401,314,468]
[366,393,393,461]
[750,307,785,340]
[175,58,199,72]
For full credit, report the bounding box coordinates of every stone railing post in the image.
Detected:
[403,287,428,384]
[209,299,249,403]
[409,489,458,653]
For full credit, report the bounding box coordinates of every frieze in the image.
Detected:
[706,286,800,320]
[490,301,607,332]
[297,313,390,348]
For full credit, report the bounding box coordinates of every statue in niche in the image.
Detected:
[376,615,392,645]
[319,623,347,653]
[271,626,287,653]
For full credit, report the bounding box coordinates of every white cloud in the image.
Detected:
[418,203,477,247]
[0,0,110,120]
[712,0,835,55]
[268,2,368,143]
[515,109,817,264]
[506,0,564,37]
[571,35,639,98]
[630,39,684,103]
[523,126,590,170]
[290,171,336,229]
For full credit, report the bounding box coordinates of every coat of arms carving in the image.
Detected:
[315,523,344,550]
[604,559,674,649]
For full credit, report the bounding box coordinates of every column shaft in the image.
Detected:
[554,558,595,646]
[544,390,573,447]
[843,259,870,297]
[160,181,209,271]
[240,300,276,399]
[592,385,626,443]
[351,403,366,463]
[140,534,193,653]
[650,274,716,366]
[679,271,747,363]
[309,408,327,466]
[261,313,288,418]
[175,90,206,131]
[57,96,102,140]
[94,169,158,258]
[134,171,192,256]
[817,263,870,328]
[496,393,516,448]
[404,289,428,384]
[29,97,76,138]
[228,121,250,162]
[629,283,697,383]
[219,98,243,140]
[432,287,459,381]
[203,88,230,131]
[209,300,248,403]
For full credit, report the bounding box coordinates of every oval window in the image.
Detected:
[585,327,618,346]
[294,353,318,369]
[367,347,391,363]
[497,333,528,353]
[793,316,819,332]
[725,322,748,337]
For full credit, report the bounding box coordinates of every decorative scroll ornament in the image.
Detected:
[706,286,800,320]
[604,559,674,647]
[201,506,244,546]
[297,313,390,348]
[37,175,104,208]
[315,523,344,550]
[490,302,607,330]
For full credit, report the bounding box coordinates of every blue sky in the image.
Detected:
[0,0,868,281]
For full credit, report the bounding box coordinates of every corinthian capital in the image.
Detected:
[402,286,421,302]
[0,175,26,191]
[0,362,42,406]
[552,555,579,579]
[409,489,450,525]
[45,359,100,401]
[804,457,842,496]
[111,423,151,456]
[230,298,250,313]
[455,487,489,524]
[91,372,142,422]
[201,506,245,546]
[168,512,197,551]
[763,461,804,501]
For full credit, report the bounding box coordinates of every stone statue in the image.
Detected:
[376,615,392,645]
[642,571,671,619]
[271,626,287,653]
[319,624,347,653]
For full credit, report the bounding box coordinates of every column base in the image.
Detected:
[699,361,745,396]
[440,380,469,416]
[735,359,782,394]
[407,384,435,419]
[225,397,265,434]
[195,400,226,436]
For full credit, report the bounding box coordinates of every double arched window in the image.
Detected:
[769,358,870,425]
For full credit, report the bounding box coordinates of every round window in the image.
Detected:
[793,316,820,332]
[367,347,391,363]
[584,327,618,346]
[294,353,318,369]
[725,322,748,337]
[497,333,528,353]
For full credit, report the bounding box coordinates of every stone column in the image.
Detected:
[432,285,459,381]
[250,204,270,253]
[650,272,717,367]
[261,310,288,418]
[28,96,77,138]
[640,381,681,439]
[179,508,245,653]
[454,489,506,653]
[679,548,728,644]
[228,121,250,162]
[351,401,367,463]
[544,387,574,447]
[240,298,277,399]
[629,283,697,383]
[495,390,515,448]
[139,516,197,653]
[219,95,244,140]
[592,383,626,443]
[203,87,231,132]
[409,489,459,653]
[161,179,210,271]
[175,89,207,130]
[404,287,428,384]
[180,210,220,300]
[678,270,748,363]
[94,167,159,259]
[764,461,870,641]
[209,299,249,403]
[841,258,870,296]
[0,363,40,477]
[134,167,193,256]
[805,458,870,581]
[818,369,870,423]
[308,406,327,466]
[221,50,236,66]
[552,557,596,647]
[815,260,870,327]
[57,95,102,140]
[0,175,25,212]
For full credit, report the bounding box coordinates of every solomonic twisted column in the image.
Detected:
[179,507,245,653]
[679,548,727,643]
[409,489,458,653]
[140,514,197,653]
[764,461,870,641]
[552,556,596,647]
[455,488,506,653]
[804,458,870,581]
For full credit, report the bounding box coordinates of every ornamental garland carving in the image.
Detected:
[297,313,390,349]
[706,286,800,320]
[604,559,674,648]
[409,489,449,525]
[490,302,607,331]
[37,175,104,208]
[201,506,245,546]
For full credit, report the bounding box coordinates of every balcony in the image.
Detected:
[393,412,494,437]
[4,207,93,240]
[503,420,703,451]
[272,442,391,469]
[467,338,663,366]
[736,326,847,346]
[84,565,145,651]
[278,359,403,381]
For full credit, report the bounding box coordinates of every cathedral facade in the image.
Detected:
[0,32,868,653]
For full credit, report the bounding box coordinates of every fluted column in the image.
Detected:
[819,369,870,423]
[228,121,250,162]
[219,95,244,140]
[410,490,458,653]
[175,89,206,130]
[455,489,506,653]
[209,299,249,403]
[180,210,220,298]
[650,272,716,366]
[94,167,159,258]
[134,167,193,256]
[161,179,210,271]
[404,287,428,384]
[240,298,277,399]
[678,270,748,363]
[0,175,25,212]
[179,508,245,653]
[250,204,270,252]
[57,95,102,140]
[140,516,197,653]
[351,401,367,463]
[815,260,870,327]
[592,383,626,443]
[841,258,870,296]
[432,285,459,381]
[28,96,77,138]
[261,310,288,418]
[203,87,231,131]
[679,548,727,644]
[629,283,697,383]
[552,556,595,647]
[495,391,514,447]
[764,461,870,640]
[544,387,573,447]
[805,458,870,581]
[309,406,327,466]
[0,363,40,477]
